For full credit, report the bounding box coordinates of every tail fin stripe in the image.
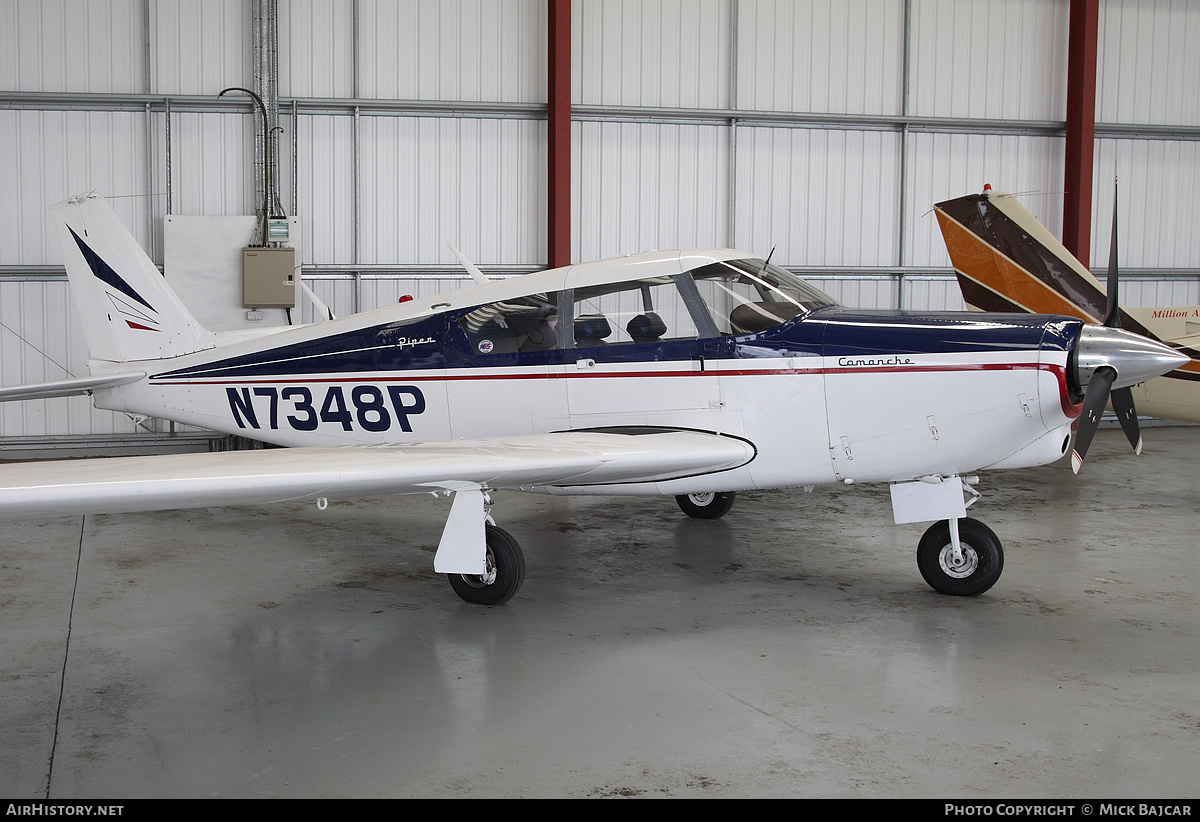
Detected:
[106,292,157,325]
[69,227,155,310]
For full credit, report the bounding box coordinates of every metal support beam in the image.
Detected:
[547,0,571,268]
[1064,0,1099,266]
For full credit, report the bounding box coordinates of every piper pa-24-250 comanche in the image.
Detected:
[0,192,1187,604]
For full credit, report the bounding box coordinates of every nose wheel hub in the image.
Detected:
[938,543,979,579]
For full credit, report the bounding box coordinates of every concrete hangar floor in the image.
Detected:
[3,427,1198,799]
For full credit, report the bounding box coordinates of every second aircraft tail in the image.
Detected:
[934,188,1108,323]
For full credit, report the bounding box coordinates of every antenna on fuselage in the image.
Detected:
[448,244,491,286]
[759,246,776,275]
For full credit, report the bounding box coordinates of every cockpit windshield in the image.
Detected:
[687,259,841,335]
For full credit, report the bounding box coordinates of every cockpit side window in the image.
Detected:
[571,276,700,347]
[689,259,840,335]
[459,292,560,355]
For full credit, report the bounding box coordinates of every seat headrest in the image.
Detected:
[574,314,612,340]
[627,312,667,341]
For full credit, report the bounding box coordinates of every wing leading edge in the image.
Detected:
[0,428,755,517]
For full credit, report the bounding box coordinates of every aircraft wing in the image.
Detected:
[0,428,755,517]
[0,372,146,402]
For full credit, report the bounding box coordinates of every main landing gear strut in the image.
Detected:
[437,488,526,606]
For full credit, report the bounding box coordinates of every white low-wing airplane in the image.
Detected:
[0,192,1187,604]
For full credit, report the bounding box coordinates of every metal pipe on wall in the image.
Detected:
[253,0,284,220]
[165,97,172,214]
[727,0,738,251]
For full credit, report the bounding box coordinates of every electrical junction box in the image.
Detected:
[243,247,296,308]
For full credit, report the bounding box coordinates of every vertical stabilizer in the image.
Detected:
[50,192,214,363]
[934,189,1108,322]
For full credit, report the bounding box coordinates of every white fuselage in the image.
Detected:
[92,334,1076,497]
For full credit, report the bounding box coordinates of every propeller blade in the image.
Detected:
[1091,183,1144,460]
[1071,366,1117,474]
[1110,385,1143,455]
[1104,180,1121,328]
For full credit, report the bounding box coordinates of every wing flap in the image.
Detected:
[0,429,754,516]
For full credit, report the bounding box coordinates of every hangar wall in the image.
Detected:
[2,0,1199,443]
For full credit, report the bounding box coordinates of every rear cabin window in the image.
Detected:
[459,293,560,355]
[571,276,700,347]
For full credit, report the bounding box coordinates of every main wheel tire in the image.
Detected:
[447,525,526,606]
[675,491,736,519]
[917,518,1004,597]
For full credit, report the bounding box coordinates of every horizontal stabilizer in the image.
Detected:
[0,372,145,402]
[0,429,755,517]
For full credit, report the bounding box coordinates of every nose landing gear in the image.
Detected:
[916,517,1004,596]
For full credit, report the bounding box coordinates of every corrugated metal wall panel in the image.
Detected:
[358,117,545,266]
[904,132,1065,268]
[279,0,355,98]
[573,120,729,261]
[0,109,149,265]
[162,112,257,221]
[736,126,901,265]
[1092,138,1200,270]
[737,0,903,115]
[0,280,129,436]
[0,0,145,93]
[1098,0,1200,127]
[574,0,731,108]
[295,114,355,265]
[358,0,545,102]
[150,0,249,95]
[909,0,1069,120]
[808,277,901,310]
[901,278,969,312]
[1120,278,1200,307]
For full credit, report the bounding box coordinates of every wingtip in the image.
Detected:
[1071,451,1083,474]
[1135,436,1143,456]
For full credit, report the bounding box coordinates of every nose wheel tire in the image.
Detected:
[447,524,526,606]
[675,491,736,519]
[917,518,1004,597]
